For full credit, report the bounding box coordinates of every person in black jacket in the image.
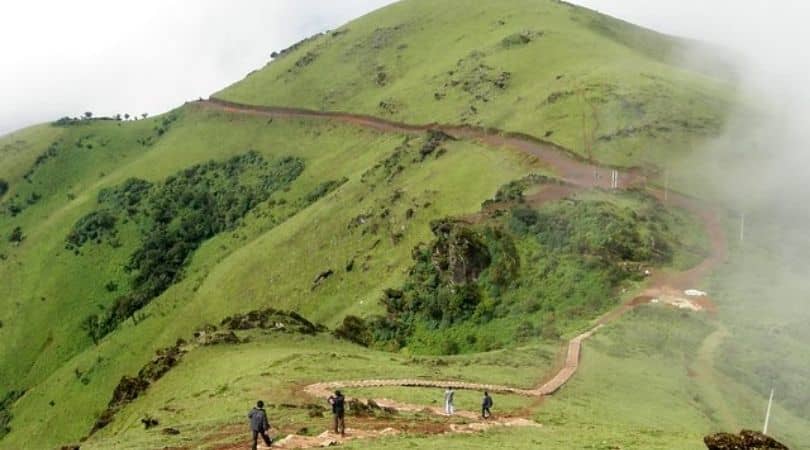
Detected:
[328,390,346,436]
[482,391,493,419]
[247,400,273,449]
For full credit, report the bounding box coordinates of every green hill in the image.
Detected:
[1,1,807,449]
[216,0,732,169]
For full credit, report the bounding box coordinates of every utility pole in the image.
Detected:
[763,387,774,435]
[740,213,745,243]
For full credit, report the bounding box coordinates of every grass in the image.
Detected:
[702,217,810,446]
[79,304,782,450]
[79,332,555,449]
[216,0,734,170]
[0,103,534,448]
[2,1,807,449]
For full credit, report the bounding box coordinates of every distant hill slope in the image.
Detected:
[6,1,808,449]
[216,0,733,168]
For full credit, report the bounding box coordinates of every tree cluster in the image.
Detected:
[73,151,305,341]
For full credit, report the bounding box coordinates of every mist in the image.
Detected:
[565,1,810,436]
[574,0,810,212]
[0,0,396,135]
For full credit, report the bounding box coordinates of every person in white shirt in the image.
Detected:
[444,387,455,415]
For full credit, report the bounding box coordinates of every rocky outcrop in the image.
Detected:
[704,430,789,449]
[429,220,491,285]
[91,340,186,434]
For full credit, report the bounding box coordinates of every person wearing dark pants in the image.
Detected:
[328,390,346,436]
[248,400,273,449]
[482,391,493,419]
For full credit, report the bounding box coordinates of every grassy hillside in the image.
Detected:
[2,0,806,449]
[216,0,733,169]
[0,102,537,447]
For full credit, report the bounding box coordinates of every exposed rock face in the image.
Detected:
[429,220,491,285]
[704,430,789,450]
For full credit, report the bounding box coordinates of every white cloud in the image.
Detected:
[0,0,396,134]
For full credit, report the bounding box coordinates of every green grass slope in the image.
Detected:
[3,1,806,449]
[216,0,733,169]
[0,103,534,447]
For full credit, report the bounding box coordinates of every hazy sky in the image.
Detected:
[2,0,808,135]
[0,1,396,135]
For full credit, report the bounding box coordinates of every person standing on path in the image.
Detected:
[444,387,455,415]
[247,400,273,450]
[482,391,493,419]
[328,390,346,436]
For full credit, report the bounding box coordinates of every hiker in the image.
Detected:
[482,391,493,419]
[328,390,346,436]
[444,387,455,415]
[247,400,273,450]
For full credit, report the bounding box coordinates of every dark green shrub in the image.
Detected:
[7,227,24,244]
[66,211,117,248]
[304,178,348,203]
[334,315,372,346]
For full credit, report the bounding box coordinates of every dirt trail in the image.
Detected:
[199,98,645,190]
[200,98,728,449]
[692,324,736,431]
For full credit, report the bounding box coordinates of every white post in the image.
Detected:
[763,387,774,434]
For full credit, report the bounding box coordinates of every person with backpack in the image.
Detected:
[247,400,273,450]
[328,390,346,436]
[444,387,455,415]
[482,391,493,419]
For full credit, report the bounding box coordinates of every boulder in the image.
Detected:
[704,430,788,449]
[430,220,491,284]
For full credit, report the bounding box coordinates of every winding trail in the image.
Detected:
[199,98,728,449]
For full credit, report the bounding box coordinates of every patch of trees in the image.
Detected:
[66,211,117,249]
[97,178,153,215]
[74,151,305,341]
[337,195,675,354]
[508,199,671,265]
[339,221,517,351]
[0,179,8,198]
